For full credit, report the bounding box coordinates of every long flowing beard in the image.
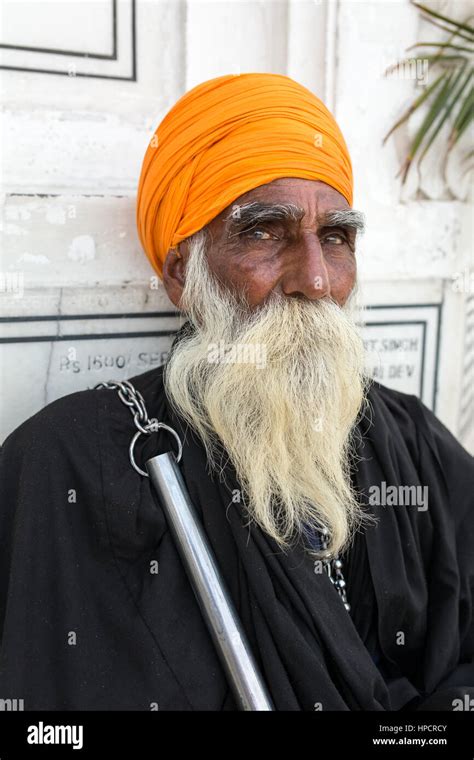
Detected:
[164,230,373,557]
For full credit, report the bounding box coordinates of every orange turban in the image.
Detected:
[136,72,353,278]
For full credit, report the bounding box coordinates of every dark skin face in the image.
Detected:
[162,178,358,309]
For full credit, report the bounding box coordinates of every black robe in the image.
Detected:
[1,331,473,711]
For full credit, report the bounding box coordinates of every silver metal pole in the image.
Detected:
[146,451,274,711]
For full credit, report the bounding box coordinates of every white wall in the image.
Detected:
[1,0,472,452]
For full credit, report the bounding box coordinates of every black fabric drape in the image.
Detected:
[0,326,473,710]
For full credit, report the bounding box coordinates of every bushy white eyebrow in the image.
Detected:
[225,202,365,236]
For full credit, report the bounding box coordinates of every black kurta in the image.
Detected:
[0,342,473,710]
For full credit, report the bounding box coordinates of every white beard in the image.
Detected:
[164,230,373,557]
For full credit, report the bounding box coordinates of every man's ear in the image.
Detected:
[162,244,187,308]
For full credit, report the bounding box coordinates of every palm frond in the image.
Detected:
[398,69,455,182]
[417,64,470,165]
[411,2,474,36]
[407,42,473,54]
[384,2,474,185]
[383,70,447,143]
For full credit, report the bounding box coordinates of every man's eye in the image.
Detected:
[322,233,347,245]
[241,228,275,241]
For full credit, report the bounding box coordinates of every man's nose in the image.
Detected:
[280,235,330,300]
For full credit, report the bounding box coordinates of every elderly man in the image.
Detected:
[0,73,473,712]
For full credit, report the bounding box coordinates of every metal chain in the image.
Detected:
[94,380,183,477]
[318,528,351,612]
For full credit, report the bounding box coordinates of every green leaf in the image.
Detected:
[407,42,474,54]
[418,65,471,165]
[418,55,469,62]
[411,2,474,36]
[418,14,474,43]
[382,70,447,144]
[448,81,474,150]
[400,69,456,182]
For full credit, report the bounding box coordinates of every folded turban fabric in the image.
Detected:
[136,72,353,278]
